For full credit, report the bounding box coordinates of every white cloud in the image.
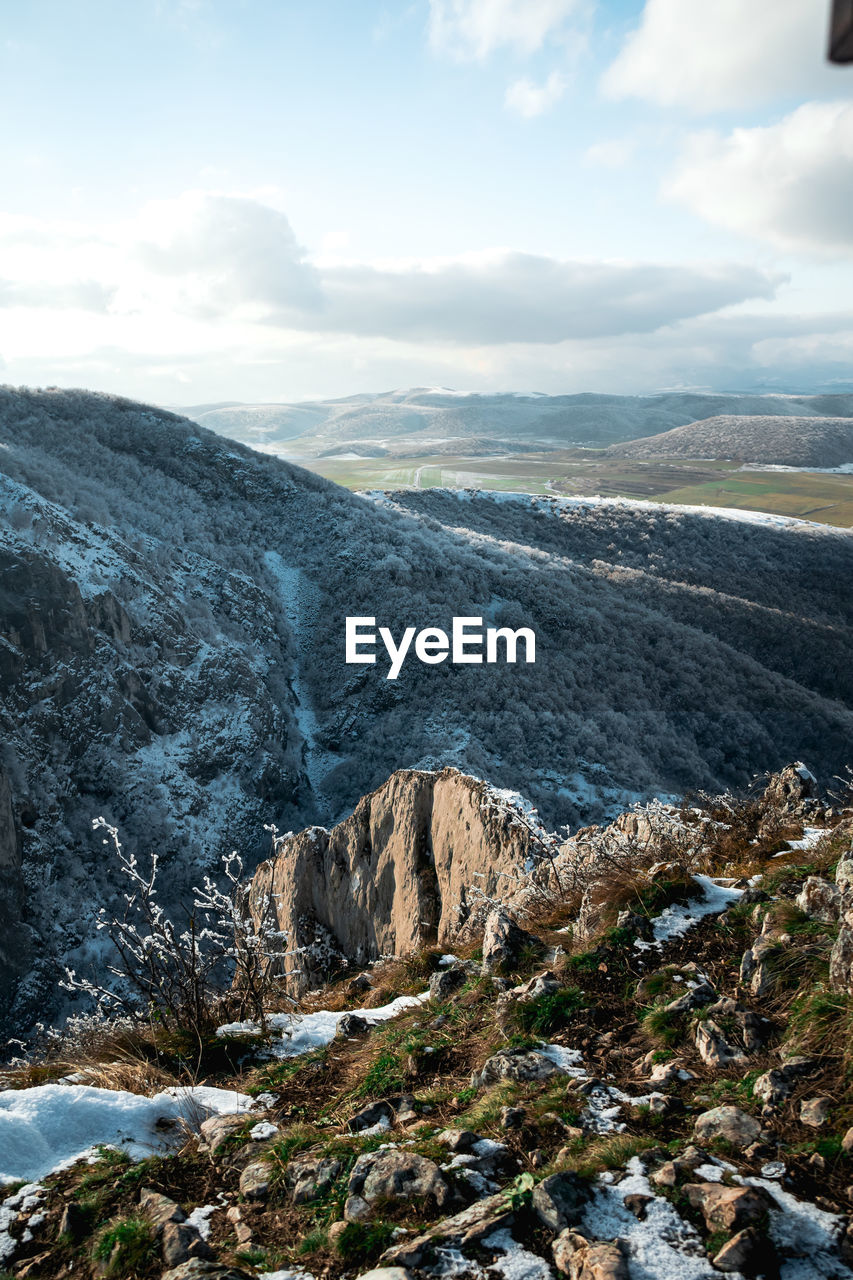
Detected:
[583,138,633,168]
[602,0,839,113]
[505,71,566,117]
[666,101,853,253]
[429,0,581,60]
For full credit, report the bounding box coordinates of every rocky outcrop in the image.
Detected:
[246,768,544,991]
[0,767,29,1026]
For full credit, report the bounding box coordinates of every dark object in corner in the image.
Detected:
[829,0,853,62]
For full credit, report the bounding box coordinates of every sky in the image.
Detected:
[1,0,852,403]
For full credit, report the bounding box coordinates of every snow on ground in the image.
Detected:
[216,991,430,1057]
[0,1083,252,1184]
[785,827,827,852]
[484,1228,555,1280]
[539,1044,587,1078]
[740,1176,852,1278]
[635,875,744,952]
[1,1184,45,1264]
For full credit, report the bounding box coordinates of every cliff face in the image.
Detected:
[246,768,545,990]
[0,767,28,1024]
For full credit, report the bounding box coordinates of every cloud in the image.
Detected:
[505,71,566,117]
[602,0,839,113]
[428,0,582,60]
[312,254,782,344]
[0,279,113,311]
[583,138,633,168]
[666,101,853,253]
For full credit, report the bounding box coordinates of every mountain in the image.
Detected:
[606,414,853,467]
[181,389,853,458]
[2,384,853,1035]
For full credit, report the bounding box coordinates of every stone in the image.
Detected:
[161,1221,214,1268]
[831,911,853,995]
[664,982,716,1014]
[500,1107,526,1130]
[683,1183,777,1233]
[161,1265,253,1280]
[238,1160,272,1201]
[800,1096,832,1127]
[198,1113,249,1155]
[740,936,780,999]
[481,907,539,975]
[552,1229,587,1274]
[646,1059,692,1088]
[338,1013,370,1038]
[694,1019,746,1069]
[711,1227,767,1274]
[761,762,818,814]
[837,851,853,895]
[349,1150,451,1209]
[345,1195,370,1222]
[531,1172,589,1231]
[286,1155,343,1205]
[842,1127,853,1155]
[474,1047,565,1087]
[753,1069,792,1105]
[140,1188,186,1227]
[348,1099,396,1132]
[552,1235,628,1280]
[436,1128,480,1152]
[623,1194,652,1219]
[328,1220,349,1246]
[58,1201,91,1242]
[796,877,840,922]
[693,1106,762,1149]
[381,1193,514,1268]
[429,965,467,1002]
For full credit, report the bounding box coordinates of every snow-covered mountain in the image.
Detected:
[607,414,853,467]
[181,388,853,458]
[2,385,853,1036]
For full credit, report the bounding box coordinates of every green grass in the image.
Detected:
[510,986,586,1037]
[92,1217,158,1277]
[642,1004,683,1047]
[334,1219,396,1266]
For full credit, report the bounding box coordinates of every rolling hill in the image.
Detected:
[606,414,853,467]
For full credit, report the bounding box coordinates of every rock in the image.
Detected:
[796,877,840,922]
[328,1220,349,1246]
[348,1099,396,1132]
[161,1265,253,1280]
[239,1160,272,1201]
[694,1019,746,1069]
[646,1059,692,1087]
[800,1097,832,1128]
[623,1194,652,1219]
[286,1155,343,1205]
[531,1172,589,1231]
[345,1195,370,1222]
[500,1107,526,1130]
[140,1189,186,1227]
[225,1206,253,1245]
[753,1069,792,1105]
[481,907,538,975]
[161,1221,214,1268]
[474,1047,565,1087]
[842,1127,853,1155]
[348,972,373,996]
[831,910,853,994]
[711,1227,767,1274]
[693,1105,761,1149]
[616,910,652,940]
[436,1128,480,1152]
[430,965,467,1002]
[664,982,716,1014]
[58,1200,91,1242]
[761,762,818,814]
[513,970,561,1000]
[381,1193,514,1268]
[349,1150,451,1209]
[683,1183,777,1232]
[552,1233,628,1280]
[739,936,780,999]
[338,1013,370,1037]
[837,850,853,895]
[198,1113,248,1154]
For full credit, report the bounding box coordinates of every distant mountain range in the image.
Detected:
[607,415,853,468]
[180,389,853,459]
[2,385,853,1035]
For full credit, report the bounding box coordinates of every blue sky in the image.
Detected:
[1,0,851,402]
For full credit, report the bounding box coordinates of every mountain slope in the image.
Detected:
[2,385,853,1034]
[183,389,853,457]
[606,414,853,466]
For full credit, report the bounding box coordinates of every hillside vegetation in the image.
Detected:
[607,415,853,468]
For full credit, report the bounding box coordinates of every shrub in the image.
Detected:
[92,1217,158,1277]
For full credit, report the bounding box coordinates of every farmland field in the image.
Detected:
[299,450,853,527]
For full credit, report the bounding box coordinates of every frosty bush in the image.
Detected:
[61,818,290,1039]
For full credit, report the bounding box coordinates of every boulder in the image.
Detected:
[481,907,538,975]
[761,763,818,815]
[831,909,853,995]
[381,1193,514,1268]
[753,1069,792,1106]
[694,1020,746,1069]
[711,1227,769,1275]
[552,1232,628,1280]
[348,1100,395,1132]
[338,1013,370,1038]
[355,1270,415,1280]
[664,982,716,1014]
[531,1172,589,1231]
[286,1155,343,1205]
[693,1106,761,1149]
[430,965,467,1002]
[646,1059,691,1088]
[239,1160,272,1201]
[796,877,840,923]
[739,936,780,999]
[198,1113,248,1155]
[161,1221,214,1268]
[683,1183,776,1233]
[800,1097,832,1128]
[161,1265,253,1280]
[474,1047,565,1088]
[140,1189,185,1228]
[349,1150,451,1209]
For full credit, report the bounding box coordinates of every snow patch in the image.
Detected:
[634,875,743,951]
